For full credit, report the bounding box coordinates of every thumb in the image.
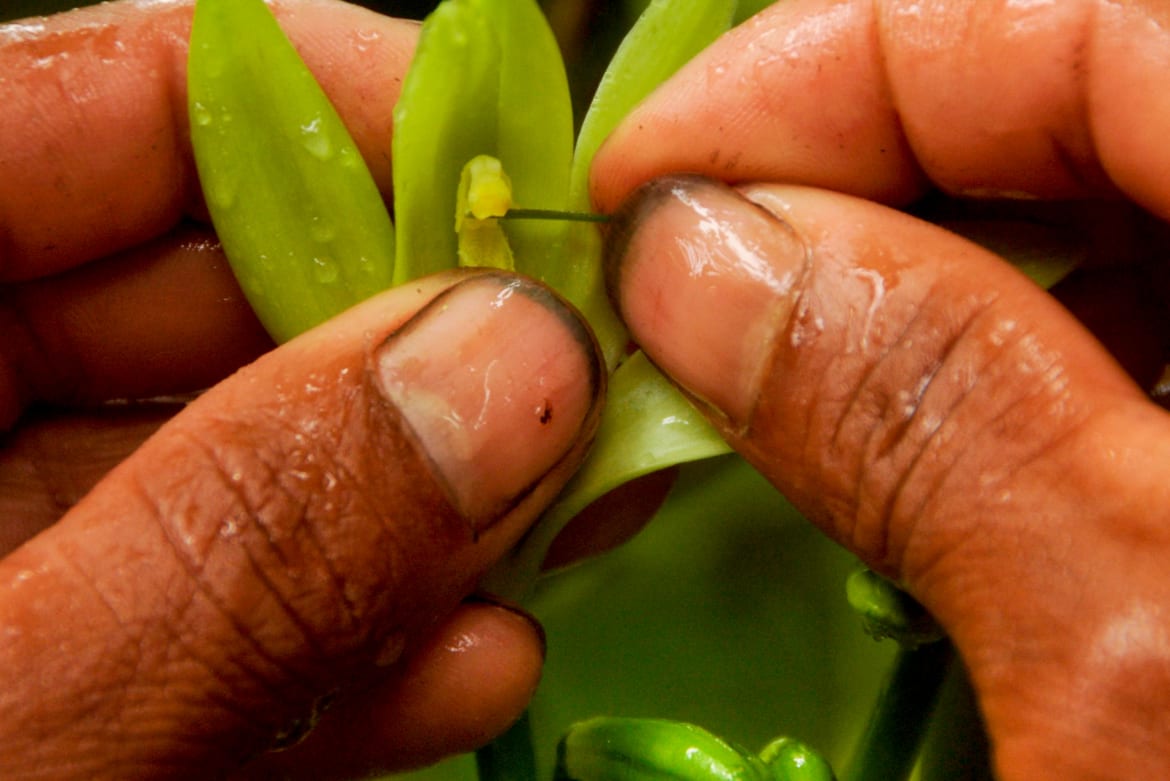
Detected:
[605,176,1170,779]
[0,270,603,778]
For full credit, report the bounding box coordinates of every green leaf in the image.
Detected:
[392,0,575,284]
[481,0,575,277]
[392,0,501,284]
[560,350,730,516]
[554,0,738,366]
[570,0,738,210]
[188,0,394,343]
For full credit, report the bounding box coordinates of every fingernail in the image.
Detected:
[466,592,547,661]
[375,274,603,529]
[604,175,809,427]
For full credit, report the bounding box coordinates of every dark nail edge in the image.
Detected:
[465,592,548,661]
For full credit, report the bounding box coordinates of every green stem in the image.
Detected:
[500,208,610,222]
[844,640,954,781]
[476,710,537,781]
[914,661,994,781]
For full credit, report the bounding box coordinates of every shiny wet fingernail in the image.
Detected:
[375,274,603,529]
[605,175,810,427]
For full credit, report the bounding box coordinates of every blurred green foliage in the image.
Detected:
[398,457,893,780]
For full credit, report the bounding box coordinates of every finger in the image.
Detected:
[0,0,417,281]
[606,176,1170,779]
[0,403,178,556]
[590,0,1170,220]
[0,225,272,430]
[0,270,604,778]
[232,599,545,779]
[0,409,673,574]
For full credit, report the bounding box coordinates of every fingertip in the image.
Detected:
[0,268,598,776]
[234,600,546,779]
[352,597,547,768]
[603,175,810,428]
[586,0,925,215]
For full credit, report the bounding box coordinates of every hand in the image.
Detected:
[0,2,603,778]
[595,1,1170,779]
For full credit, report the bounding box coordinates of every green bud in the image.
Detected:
[758,737,837,781]
[555,717,771,781]
[845,568,944,649]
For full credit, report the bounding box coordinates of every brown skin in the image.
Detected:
[0,270,606,779]
[595,1,1170,779]
[0,3,610,779]
[9,0,1170,779]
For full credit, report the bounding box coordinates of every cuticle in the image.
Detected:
[732,187,815,436]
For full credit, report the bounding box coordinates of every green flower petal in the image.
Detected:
[188,0,394,343]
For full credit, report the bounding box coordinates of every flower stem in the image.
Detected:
[915,661,994,781]
[500,208,610,223]
[476,710,537,781]
[844,639,954,781]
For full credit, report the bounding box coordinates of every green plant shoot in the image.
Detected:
[555,717,773,781]
[845,569,944,650]
[555,716,839,780]
[759,737,839,781]
[187,0,394,344]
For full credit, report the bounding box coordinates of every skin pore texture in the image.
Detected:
[594,1,1170,779]
[0,4,605,779]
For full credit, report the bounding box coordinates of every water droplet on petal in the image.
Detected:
[338,146,360,169]
[300,116,334,161]
[312,256,339,284]
[191,101,213,126]
[208,177,237,209]
[200,45,226,78]
[309,217,336,243]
